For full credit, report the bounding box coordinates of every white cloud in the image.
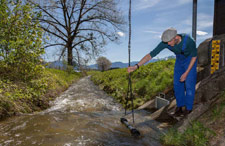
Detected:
[197,30,208,36]
[117,31,125,37]
[144,30,161,34]
[147,0,191,12]
[134,0,160,10]
[197,13,213,29]
[133,0,191,11]
[177,0,191,5]
[181,17,192,26]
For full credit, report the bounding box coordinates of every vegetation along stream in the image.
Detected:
[0,76,165,146]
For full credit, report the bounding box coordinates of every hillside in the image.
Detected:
[90,59,175,109]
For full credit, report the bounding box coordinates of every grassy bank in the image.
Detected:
[161,121,215,146]
[161,91,225,146]
[0,68,81,119]
[90,59,175,109]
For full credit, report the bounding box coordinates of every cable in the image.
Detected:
[124,0,135,124]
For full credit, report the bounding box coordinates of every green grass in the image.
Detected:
[46,68,81,88]
[161,92,225,146]
[211,102,225,120]
[90,59,175,109]
[211,92,225,120]
[161,121,216,146]
[0,67,81,119]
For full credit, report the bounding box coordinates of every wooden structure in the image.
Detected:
[213,0,225,36]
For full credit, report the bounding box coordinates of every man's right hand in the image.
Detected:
[127,65,137,73]
[127,54,151,73]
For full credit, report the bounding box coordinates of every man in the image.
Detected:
[127,28,197,116]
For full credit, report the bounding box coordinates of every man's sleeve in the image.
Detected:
[188,38,197,57]
[150,42,167,58]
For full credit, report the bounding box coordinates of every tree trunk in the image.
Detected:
[67,45,73,66]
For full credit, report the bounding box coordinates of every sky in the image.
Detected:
[100,0,214,65]
[43,0,215,65]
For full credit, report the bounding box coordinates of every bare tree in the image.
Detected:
[96,56,111,71]
[27,0,125,65]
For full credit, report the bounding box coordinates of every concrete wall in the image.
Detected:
[197,34,225,81]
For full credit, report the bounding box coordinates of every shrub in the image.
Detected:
[0,0,44,82]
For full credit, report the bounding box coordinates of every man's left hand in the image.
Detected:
[180,72,188,82]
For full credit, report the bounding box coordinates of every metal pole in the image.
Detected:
[125,0,135,124]
[128,0,131,67]
[192,0,197,41]
[213,0,217,36]
[128,0,135,124]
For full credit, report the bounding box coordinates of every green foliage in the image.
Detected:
[0,68,81,118]
[90,59,175,109]
[46,68,81,87]
[0,0,83,119]
[0,0,44,82]
[161,121,216,146]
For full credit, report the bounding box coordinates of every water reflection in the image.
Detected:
[0,111,163,146]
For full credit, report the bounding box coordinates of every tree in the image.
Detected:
[96,56,111,71]
[27,0,125,66]
[0,0,44,81]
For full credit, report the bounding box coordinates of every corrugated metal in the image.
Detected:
[213,0,225,35]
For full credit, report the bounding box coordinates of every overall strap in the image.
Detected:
[167,35,188,54]
[181,35,188,52]
[168,45,172,51]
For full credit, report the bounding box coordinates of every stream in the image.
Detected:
[0,76,164,146]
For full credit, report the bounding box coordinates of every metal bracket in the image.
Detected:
[155,93,170,109]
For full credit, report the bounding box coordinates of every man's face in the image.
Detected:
[167,37,176,46]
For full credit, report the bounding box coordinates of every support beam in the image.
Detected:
[213,0,225,36]
[192,0,197,41]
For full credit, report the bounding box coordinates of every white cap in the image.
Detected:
[161,28,177,42]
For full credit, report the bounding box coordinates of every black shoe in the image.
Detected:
[183,109,192,116]
[173,107,183,116]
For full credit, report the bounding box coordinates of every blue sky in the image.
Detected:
[101,0,214,64]
[43,0,214,65]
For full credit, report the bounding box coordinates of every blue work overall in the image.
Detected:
[169,35,197,110]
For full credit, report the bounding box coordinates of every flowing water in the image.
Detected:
[0,77,165,146]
